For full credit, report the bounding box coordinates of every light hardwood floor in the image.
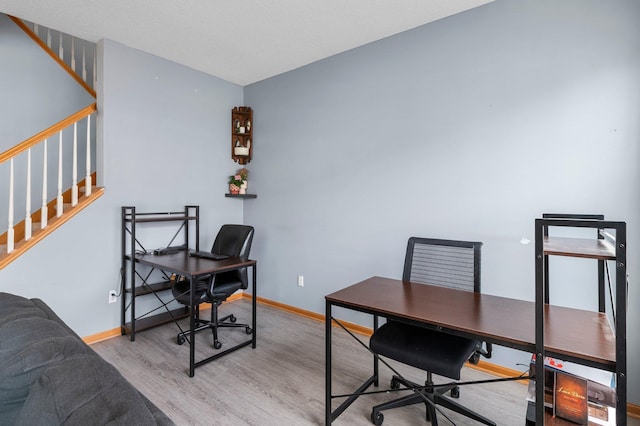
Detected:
[91,299,629,426]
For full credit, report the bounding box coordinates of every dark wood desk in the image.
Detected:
[325,276,617,425]
[134,252,257,377]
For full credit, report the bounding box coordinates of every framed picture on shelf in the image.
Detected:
[554,371,588,424]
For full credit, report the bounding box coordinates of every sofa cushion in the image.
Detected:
[0,292,49,326]
[0,317,90,424]
[16,354,165,425]
[30,297,83,339]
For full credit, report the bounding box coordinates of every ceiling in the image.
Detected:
[0,0,493,86]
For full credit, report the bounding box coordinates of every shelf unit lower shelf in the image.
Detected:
[124,280,172,296]
[525,401,615,426]
[121,307,190,335]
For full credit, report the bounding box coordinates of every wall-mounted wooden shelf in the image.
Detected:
[231,106,253,164]
[225,193,257,199]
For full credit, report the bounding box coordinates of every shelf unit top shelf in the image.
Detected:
[123,215,199,223]
[543,236,616,260]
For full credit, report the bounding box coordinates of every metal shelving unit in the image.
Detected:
[530,215,627,425]
[120,205,199,341]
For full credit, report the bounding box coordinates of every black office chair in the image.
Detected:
[173,224,254,349]
[369,237,494,426]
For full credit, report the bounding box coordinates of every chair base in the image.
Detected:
[370,375,495,426]
[176,306,252,349]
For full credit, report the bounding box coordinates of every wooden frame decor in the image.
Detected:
[231,106,252,164]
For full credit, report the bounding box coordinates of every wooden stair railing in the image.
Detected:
[9,15,96,98]
[1,16,102,270]
[0,104,102,270]
[0,178,104,270]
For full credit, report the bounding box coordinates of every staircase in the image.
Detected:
[0,16,103,269]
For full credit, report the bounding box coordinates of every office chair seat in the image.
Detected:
[370,321,479,381]
[172,279,210,305]
[209,272,244,299]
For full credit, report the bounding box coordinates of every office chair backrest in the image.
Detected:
[212,225,254,258]
[403,237,482,293]
[212,224,254,290]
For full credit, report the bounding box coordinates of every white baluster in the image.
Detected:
[47,28,51,49]
[82,44,87,83]
[58,32,63,60]
[25,149,33,241]
[56,131,63,217]
[93,51,97,89]
[71,38,76,74]
[41,139,48,229]
[85,114,92,195]
[33,23,39,38]
[7,159,15,253]
[71,122,78,206]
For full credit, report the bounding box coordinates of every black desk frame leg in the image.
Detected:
[326,300,332,425]
[252,264,257,348]
[188,264,257,377]
[189,275,196,377]
[325,302,379,424]
[373,314,379,386]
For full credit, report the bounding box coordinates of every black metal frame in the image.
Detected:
[186,262,257,376]
[121,205,200,341]
[325,299,532,425]
[534,216,626,425]
[541,213,606,310]
[132,253,257,376]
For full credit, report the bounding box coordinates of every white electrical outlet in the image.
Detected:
[297,275,304,287]
[108,290,117,304]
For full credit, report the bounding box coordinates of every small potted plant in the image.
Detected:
[228,173,244,194]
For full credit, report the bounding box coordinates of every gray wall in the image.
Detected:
[2,38,244,339]
[244,0,640,403]
[2,0,638,408]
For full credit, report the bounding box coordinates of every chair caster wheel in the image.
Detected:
[177,335,186,345]
[451,385,460,398]
[390,376,400,390]
[214,340,222,349]
[371,410,384,425]
[245,326,253,334]
[230,315,237,323]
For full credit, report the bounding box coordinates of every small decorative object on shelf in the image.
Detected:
[232,106,253,164]
[228,168,248,195]
[553,371,588,424]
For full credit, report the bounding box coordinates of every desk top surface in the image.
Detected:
[326,276,616,368]
[134,252,256,277]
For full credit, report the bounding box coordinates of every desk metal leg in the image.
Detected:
[325,300,332,425]
[188,275,196,377]
[130,257,137,342]
[373,314,379,387]
[252,264,257,348]
[189,264,257,376]
[326,304,380,424]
